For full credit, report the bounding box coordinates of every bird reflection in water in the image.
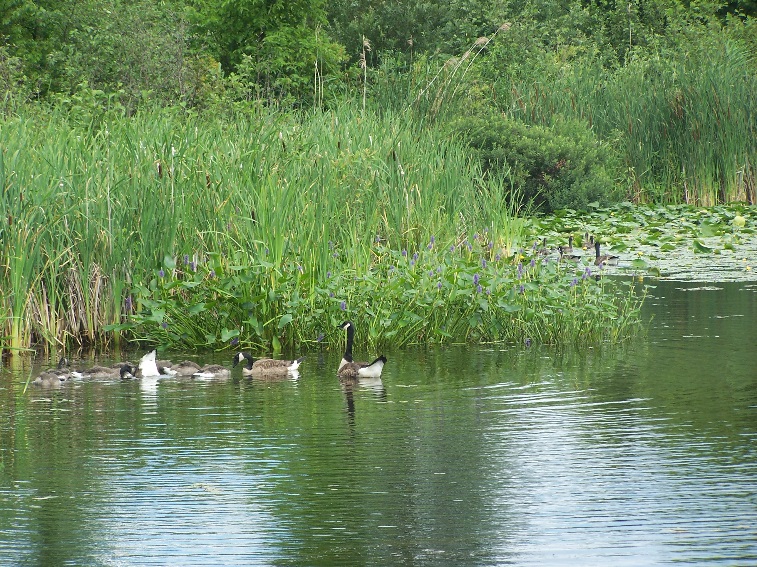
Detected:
[340,376,387,426]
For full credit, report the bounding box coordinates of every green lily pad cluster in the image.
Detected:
[524,203,756,281]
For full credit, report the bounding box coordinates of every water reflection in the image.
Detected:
[341,376,386,426]
[1,281,756,565]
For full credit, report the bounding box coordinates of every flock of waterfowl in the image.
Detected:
[547,232,620,267]
[31,321,386,388]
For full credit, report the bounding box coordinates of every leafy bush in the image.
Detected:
[0,44,32,113]
[449,111,621,211]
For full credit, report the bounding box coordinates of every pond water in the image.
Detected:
[1,279,756,566]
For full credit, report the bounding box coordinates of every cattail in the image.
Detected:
[444,57,459,70]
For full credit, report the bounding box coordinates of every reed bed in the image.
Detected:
[0,103,641,355]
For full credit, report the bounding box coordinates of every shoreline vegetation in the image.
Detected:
[0,106,648,356]
[2,1,755,357]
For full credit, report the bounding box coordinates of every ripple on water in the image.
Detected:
[2,311,757,566]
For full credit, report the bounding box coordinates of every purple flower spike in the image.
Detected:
[530,258,536,268]
[183,254,189,265]
[316,333,324,343]
[402,249,407,257]
[209,270,216,278]
[437,281,442,290]
[571,278,578,287]
[190,261,197,272]
[477,284,483,293]
[230,337,239,346]
[329,292,335,298]
[525,337,532,347]
[327,271,332,278]
[519,284,525,294]
[158,269,165,278]
[482,258,487,269]
[450,245,455,252]
[124,296,132,311]
[429,270,434,277]
[264,248,269,256]
[161,322,168,329]
[340,301,347,311]
[473,273,480,285]
[413,252,419,261]
[495,254,501,262]
[410,259,415,267]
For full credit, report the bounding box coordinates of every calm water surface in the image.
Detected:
[1,280,756,566]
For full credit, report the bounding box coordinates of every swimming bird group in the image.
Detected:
[546,233,620,267]
[32,322,386,388]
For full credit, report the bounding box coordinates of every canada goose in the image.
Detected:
[156,359,176,375]
[536,238,549,256]
[558,235,574,254]
[137,349,161,377]
[71,362,133,379]
[192,364,231,379]
[168,360,202,376]
[49,358,72,377]
[233,352,304,375]
[581,232,594,249]
[337,321,387,379]
[32,371,63,388]
[120,365,137,379]
[558,248,582,263]
[33,358,73,386]
[594,241,619,266]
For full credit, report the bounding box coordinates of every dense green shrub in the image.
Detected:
[449,111,621,211]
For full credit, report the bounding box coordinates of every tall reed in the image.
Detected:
[0,102,526,353]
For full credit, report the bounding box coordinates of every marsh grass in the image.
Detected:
[2,102,557,353]
[1,101,643,354]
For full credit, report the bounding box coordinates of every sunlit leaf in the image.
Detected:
[221,328,239,342]
[693,239,713,253]
[187,303,206,315]
[278,313,293,329]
